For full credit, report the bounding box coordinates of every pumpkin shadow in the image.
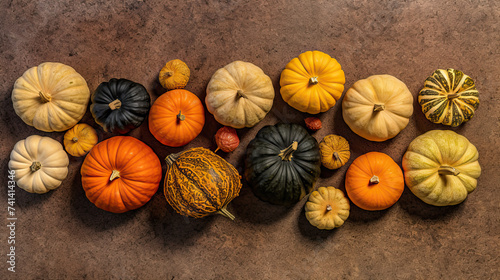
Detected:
[69,172,139,230]
[148,192,214,248]
[231,185,291,224]
[398,187,464,219]
[297,204,340,242]
[347,202,390,222]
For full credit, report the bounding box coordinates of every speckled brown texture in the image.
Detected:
[1,0,499,279]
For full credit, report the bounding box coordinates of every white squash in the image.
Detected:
[342,75,414,142]
[206,61,275,128]
[12,62,90,132]
[8,135,69,194]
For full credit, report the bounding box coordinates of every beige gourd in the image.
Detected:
[12,62,90,132]
[206,61,275,128]
[9,135,69,194]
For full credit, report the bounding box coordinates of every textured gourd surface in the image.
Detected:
[1,1,497,279]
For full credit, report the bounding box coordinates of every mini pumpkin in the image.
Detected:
[319,135,350,169]
[305,187,350,230]
[245,123,321,206]
[91,78,151,134]
[215,126,239,153]
[149,89,205,147]
[345,152,404,211]
[81,136,162,213]
[164,147,242,219]
[12,62,90,132]
[280,51,345,114]
[8,135,69,193]
[418,69,479,127]
[402,130,481,206]
[159,59,190,90]
[63,123,98,157]
[206,61,275,128]
[342,75,413,142]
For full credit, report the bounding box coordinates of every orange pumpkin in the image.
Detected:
[80,136,162,213]
[149,89,205,147]
[345,152,404,211]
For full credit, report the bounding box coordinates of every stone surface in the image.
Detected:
[1,0,499,279]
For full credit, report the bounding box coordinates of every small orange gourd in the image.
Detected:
[345,152,404,211]
[319,135,350,169]
[159,59,190,90]
[149,89,205,147]
[63,124,98,157]
[215,126,239,153]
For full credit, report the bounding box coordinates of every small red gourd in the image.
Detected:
[215,126,239,153]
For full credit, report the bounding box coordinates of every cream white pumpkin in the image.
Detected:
[342,75,414,142]
[206,61,275,128]
[8,135,69,194]
[12,62,90,132]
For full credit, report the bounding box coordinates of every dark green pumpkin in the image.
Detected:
[245,123,321,206]
[91,78,151,134]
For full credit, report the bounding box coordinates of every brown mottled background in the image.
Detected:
[1,0,499,279]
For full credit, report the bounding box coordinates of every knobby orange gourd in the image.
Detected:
[81,136,162,213]
[345,152,404,211]
[149,89,205,147]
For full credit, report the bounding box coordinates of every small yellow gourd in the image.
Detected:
[305,187,350,230]
[63,124,98,157]
[159,59,190,90]
[319,135,350,169]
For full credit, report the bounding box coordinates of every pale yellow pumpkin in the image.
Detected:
[305,187,350,230]
[280,51,345,114]
[8,135,69,193]
[342,75,413,142]
[12,62,90,132]
[206,61,275,128]
[402,130,481,206]
[63,123,98,157]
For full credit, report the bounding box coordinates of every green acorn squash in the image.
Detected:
[245,123,321,206]
[91,78,151,134]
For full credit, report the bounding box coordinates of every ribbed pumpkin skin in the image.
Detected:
[12,62,90,132]
[81,136,162,213]
[280,51,345,114]
[159,59,190,90]
[164,148,242,218]
[402,130,481,206]
[149,89,205,147]
[345,152,404,211]
[319,134,350,169]
[245,123,321,206]
[91,78,151,134]
[418,69,479,127]
[305,187,350,230]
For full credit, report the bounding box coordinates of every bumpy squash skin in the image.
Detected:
[319,134,350,169]
[418,69,479,127]
[64,123,98,157]
[159,59,190,90]
[91,78,151,134]
[164,147,242,219]
[245,123,321,206]
[402,130,481,206]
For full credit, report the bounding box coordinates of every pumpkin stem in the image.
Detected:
[109,170,120,181]
[214,147,220,153]
[278,141,298,161]
[217,205,235,220]
[326,205,332,212]
[236,89,248,99]
[165,152,181,166]
[72,137,79,142]
[309,77,319,85]
[333,152,341,162]
[177,110,186,121]
[109,99,122,110]
[373,104,385,112]
[166,71,174,77]
[39,91,51,103]
[30,161,42,172]
[438,166,460,176]
[448,93,460,99]
[369,175,380,184]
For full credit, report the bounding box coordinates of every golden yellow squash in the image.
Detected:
[319,134,350,169]
[159,59,190,90]
[63,123,98,157]
[305,187,350,230]
[280,51,345,114]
